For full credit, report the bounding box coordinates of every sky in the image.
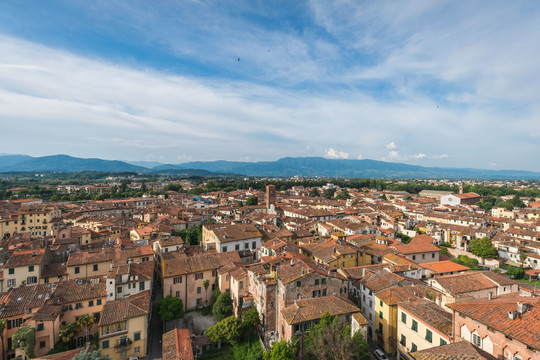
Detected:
[0,1,539,171]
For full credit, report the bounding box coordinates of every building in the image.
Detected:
[162,328,194,360]
[99,290,150,360]
[266,185,276,210]
[440,193,481,206]
[202,224,263,257]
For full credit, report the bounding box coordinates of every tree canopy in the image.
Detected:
[156,296,185,323]
[303,312,368,360]
[206,315,241,345]
[246,196,259,206]
[12,326,35,359]
[470,237,499,259]
[213,291,234,321]
[264,340,297,360]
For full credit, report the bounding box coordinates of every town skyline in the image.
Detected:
[1,1,540,171]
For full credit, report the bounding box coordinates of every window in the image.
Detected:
[134,346,141,354]
[411,343,417,352]
[102,340,110,349]
[134,332,141,341]
[97,299,102,305]
[294,324,301,333]
[379,311,383,319]
[173,276,182,284]
[315,279,319,285]
[240,281,244,289]
[75,302,83,309]
[176,291,180,298]
[37,323,44,331]
[8,268,14,275]
[235,244,240,251]
[426,329,432,343]
[196,298,202,306]
[29,265,34,272]
[93,264,98,271]
[412,255,416,260]
[89,300,94,307]
[322,278,326,284]
[40,341,46,348]
[400,334,406,346]
[252,241,256,249]
[142,256,149,262]
[380,300,383,307]
[422,254,425,259]
[94,313,100,322]
[27,276,37,284]
[345,315,351,322]
[195,273,203,280]
[197,287,201,294]
[222,246,228,252]
[440,339,447,346]
[471,333,482,347]
[412,320,418,332]
[401,312,407,324]
[117,287,122,293]
[75,267,80,274]
[312,291,317,298]
[378,323,383,336]
[432,253,435,258]
[322,289,327,296]
[139,281,145,291]
[297,281,301,287]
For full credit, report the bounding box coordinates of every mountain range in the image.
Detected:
[0,154,539,179]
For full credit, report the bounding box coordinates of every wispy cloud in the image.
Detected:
[326,148,349,159]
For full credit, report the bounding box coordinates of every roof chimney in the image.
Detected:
[508,310,518,320]
[488,292,492,300]
[517,302,529,314]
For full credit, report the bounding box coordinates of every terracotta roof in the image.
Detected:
[33,347,89,360]
[419,260,470,274]
[5,249,46,268]
[281,296,360,325]
[398,300,452,337]
[393,234,440,255]
[447,294,540,350]
[454,192,481,200]
[410,341,496,360]
[352,312,368,326]
[99,290,150,325]
[359,269,405,293]
[204,223,262,243]
[163,328,194,360]
[433,271,516,296]
[163,252,240,277]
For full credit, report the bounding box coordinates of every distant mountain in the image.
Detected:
[0,154,146,173]
[156,157,540,179]
[1,154,539,179]
[124,160,165,168]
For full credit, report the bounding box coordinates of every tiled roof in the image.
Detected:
[376,285,431,305]
[398,300,452,337]
[393,234,440,255]
[419,260,470,274]
[410,341,496,360]
[163,328,194,360]
[281,296,360,325]
[205,223,262,243]
[163,252,240,277]
[359,269,405,293]
[447,294,540,350]
[99,290,150,325]
[433,271,510,296]
[5,249,46,268]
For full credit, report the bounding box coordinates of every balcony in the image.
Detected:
[115,337,132,352]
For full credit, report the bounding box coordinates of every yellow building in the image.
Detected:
[300,239,360,269]
[99,291,150,360]
[3,248,47,290]
[374,286,433,355]
[0,205,60,238]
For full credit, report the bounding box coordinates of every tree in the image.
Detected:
[210,288,221,308]
[453,255,482,270]
[238,200,244,207]
[233,340,263,360]
[470,237,498,259]
[12,326,35,359]
[156,296,185,323]
[0,319,5,360]
[206,316,241,345]
[335,189,351,200]
[77,314,95,344]
[59,322,80,346]
[212,291,233,321]
[324,188,336,199]
[203,280,210,305]
[507,265,526,280]
[241,307,260,332]
[246,196,258,206]
[304,313,368,360]
[309,188,320,197]
[519,252,528,264]
[264,340,296,360]
[404,195,413,201]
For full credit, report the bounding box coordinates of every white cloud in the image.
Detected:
[434,154,449,159]
[386,142,396,150]
[326,148,349,159]
[357,154,363,159]
[412,153,426,159]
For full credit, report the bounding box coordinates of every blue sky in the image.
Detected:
[0,1,539,171]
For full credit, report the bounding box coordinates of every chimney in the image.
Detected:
[488,292,492,300]
[517,302,528,314]
[508,310,518,320]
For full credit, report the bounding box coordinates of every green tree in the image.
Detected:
[213,291,234,321]
[304,312,368,360]
[206,316,241,345]
[507,265,526,280]
[210,288,221,308]
[519,252,528,264]
[378,194,387,201]
[263,340,296,360]
[59,322,80,346]
[0,319,5,360]
[12,326,35,359]
[246,196,258,206]
[335,189,351,200]
[404,195,413,201]
[77,314,95,344]
[233,340,263,360]
[470,237,498,259]
[324,188,336,199]
[203,280,210,305]
[241,307,260,332]
[156,296,185,322]
[452,255,482,270]
[309,188,320,197]
[238,200,244,207]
